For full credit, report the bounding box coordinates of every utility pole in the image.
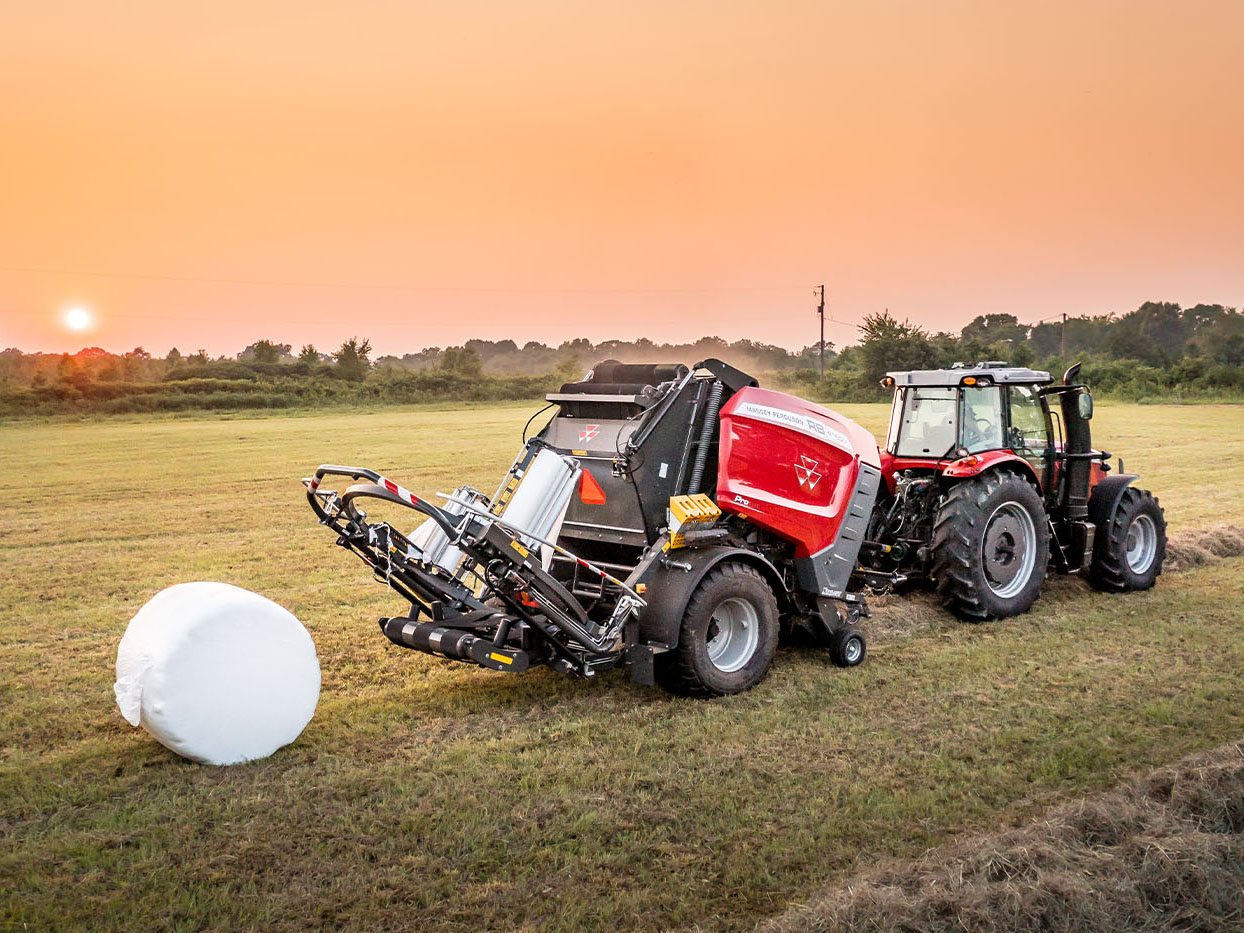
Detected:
[815,284,826,378]
[1060,312,1067,359]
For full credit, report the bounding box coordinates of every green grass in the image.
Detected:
[2,402,1243,929]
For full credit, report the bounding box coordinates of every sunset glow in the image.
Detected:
[1,2,1242,355]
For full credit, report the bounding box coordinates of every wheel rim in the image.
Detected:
[843,635,862,664]
[706,597,760,673]
[982,501,1038,599]
[1125,514,1158,574]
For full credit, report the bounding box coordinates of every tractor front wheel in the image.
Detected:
[1089,487,1166,591]
[931,471,1050,621]
[656,562,779,697]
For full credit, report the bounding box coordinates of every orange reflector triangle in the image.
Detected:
[578,469,607,505]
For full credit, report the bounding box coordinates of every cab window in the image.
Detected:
[1008,385,1049,455]
[959,387,1004,453]
[893,388,957,457]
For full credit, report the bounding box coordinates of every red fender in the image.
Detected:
[941,449,1041,487]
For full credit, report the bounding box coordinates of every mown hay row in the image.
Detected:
[762,739,1244,932]
[1165,523,1244,572]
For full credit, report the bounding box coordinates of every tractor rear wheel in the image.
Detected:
[931,471,1050,621]
[656,562,779,697]
[1089,487,1166,591]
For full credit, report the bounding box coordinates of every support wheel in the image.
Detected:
[828,627,866,668]
[656,563,779,697]
[931,471,1050,621]
[1089,487,1166,591]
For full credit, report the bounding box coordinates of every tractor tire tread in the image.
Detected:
[931,470,1050,621]
[1088,487,1166,592]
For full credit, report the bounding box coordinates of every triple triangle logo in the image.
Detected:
[793,454,822,491]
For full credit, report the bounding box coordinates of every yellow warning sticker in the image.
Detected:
[489,652,514,665]
[510,540,530,559]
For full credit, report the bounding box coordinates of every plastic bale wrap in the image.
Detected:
[114,582,320,765]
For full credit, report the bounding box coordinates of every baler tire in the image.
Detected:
[655,562,779,698]
[828,627,866,668]
[1088,487,1166,592]
[931,471,1050,621]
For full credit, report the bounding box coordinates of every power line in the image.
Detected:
[0,264,809,297]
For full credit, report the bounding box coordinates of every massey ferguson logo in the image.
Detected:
[578,424,600,444]
[794,454,822,491]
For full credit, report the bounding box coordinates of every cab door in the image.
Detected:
[1006,385,1053,490]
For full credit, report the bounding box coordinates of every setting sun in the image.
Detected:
[64,307,94,332]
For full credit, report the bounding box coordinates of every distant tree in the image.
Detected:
[297,344,321,365]
[960,313,1027,348]
[857,310,939,384]
[239,339,291,364]
[57,353,78,382]
[1216,333,1244,367]
[1029,321,1061,357]
[166,347,183,366]
[439,345,483,377]
[466,338,518,358]
[334,337,372,381]
[554,351,584,382]
[1107,302,1186,365]
[122,347,151,380]
[693,335,730,354]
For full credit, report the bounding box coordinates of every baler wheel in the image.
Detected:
[1089,487,1166,591]
[656,562,779,697]
[828,627,866,668]
[931,471,1050,621]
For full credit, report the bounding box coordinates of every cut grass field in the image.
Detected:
[2,401,1243,929]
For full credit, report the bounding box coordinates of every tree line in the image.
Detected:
[2,300,1241,416]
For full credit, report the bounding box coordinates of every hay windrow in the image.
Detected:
[761,740,1244,933]
[1164,523,1244,572]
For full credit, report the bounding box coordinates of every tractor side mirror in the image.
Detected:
[1077,390,1093,421]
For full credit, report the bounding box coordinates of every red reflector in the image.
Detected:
[578,469,607,505]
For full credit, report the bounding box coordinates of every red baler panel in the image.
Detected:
[717,387,881,558]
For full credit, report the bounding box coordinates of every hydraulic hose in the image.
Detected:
[686,380,724,494]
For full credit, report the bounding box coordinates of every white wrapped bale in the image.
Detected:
[114,582,320,766]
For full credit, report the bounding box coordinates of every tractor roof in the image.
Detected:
[885,362,1052,387]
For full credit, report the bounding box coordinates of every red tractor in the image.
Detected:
[306,359,1165,697]
[857,361,1166,618]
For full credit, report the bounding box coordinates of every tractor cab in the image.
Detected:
[882,362,1055,487]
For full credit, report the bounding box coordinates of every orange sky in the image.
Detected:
[2,1,1242,356]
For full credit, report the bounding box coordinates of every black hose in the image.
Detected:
[686,380,724,494]
[522,402,556,443]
